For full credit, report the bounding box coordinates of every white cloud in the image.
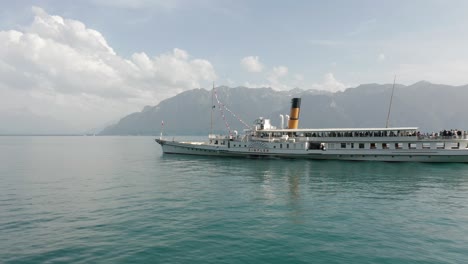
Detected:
[378,53,386,62]
[265,66,289,90]
[244,65,303,91]
[272,66,288,77]
[310,73,347,93]
[294,74,304,82]
[225,78,235,87]
[0,7,216,131]
[240,56,264,73]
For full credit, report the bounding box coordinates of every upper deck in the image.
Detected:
[254,127,468,142]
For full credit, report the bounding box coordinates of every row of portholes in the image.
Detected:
[232,144,247,147]
[174,146,216,152]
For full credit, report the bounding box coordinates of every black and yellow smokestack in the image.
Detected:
[288,98,301,129]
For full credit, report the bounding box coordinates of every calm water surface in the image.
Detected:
[1,136,468,263]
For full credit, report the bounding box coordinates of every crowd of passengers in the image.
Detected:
[301,131,421,137]
[303,131,411,137]
[418,129,467,139]
[258,129,468,139]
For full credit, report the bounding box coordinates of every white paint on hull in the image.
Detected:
[156,139,468,162]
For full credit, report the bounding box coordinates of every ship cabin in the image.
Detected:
[207,118,468,151]
[257,126,468,151]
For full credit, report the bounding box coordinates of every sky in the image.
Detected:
[1,0,468,132]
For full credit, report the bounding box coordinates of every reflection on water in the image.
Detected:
[160,154,468,227]
[160,154,468,197]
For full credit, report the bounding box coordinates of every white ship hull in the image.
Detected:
[156,139,468,162]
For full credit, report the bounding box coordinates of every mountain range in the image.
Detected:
[99,81,468,136]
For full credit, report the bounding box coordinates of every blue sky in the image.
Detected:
[1,0,468,130]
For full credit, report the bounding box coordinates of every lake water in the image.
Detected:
[1,136,468,263]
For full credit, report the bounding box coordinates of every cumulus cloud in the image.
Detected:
[294,74,304,82]
[240,56,264,73]
[0,7,216,131]
[272,66,288,77]
[378,53,385,62]
[243,65,301,91]
[265,66,289,90]
[310,73,347,92]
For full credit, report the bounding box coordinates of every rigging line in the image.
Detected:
[214,89,232,135]
[386,75,396,128]
[222,105,251,129]
[213,89,251,129]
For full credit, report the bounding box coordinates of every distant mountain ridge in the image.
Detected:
[99,82,468,135]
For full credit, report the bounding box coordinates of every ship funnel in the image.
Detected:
[288,98,301,129]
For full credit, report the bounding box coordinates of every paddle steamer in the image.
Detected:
[155,97,468,162]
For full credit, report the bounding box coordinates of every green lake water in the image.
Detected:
[1,136,468,263]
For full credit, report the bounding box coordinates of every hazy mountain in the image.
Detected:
[0,108,76,135]
[99,82,468,135]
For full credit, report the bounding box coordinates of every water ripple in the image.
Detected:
[1,136,468,263]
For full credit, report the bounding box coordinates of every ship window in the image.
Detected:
[436,143,444,149]
[274,146,276,148]
[395,143,403,149]
[359,143,365,149]
[382,143,388,149]
[341,143,346,148]
[370,143,376,149]
[287,144,289,149]
[351,143,354,149]
[422,143,431,149]
[280,144,283,148]
[408,143,417,149]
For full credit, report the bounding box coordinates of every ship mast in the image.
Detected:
[385,75,396,128]
[210,82,214,135]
